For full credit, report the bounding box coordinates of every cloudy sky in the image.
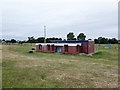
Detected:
[1,0,119,40]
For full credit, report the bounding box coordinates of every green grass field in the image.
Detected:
[2,44,118,88]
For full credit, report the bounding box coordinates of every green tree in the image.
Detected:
[101,38,108,44]
[27,36,36,46]
[108,38,118,44]
[88,39,92,40]
[94,39,99,44]
[46,37,62,43]
[11,39,16,43]
[36,37,45,43]
[77,33,86,40]
[28,36,35,43]
[2,39,5,41]
[67,32,76,40]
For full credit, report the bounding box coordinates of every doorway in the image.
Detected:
[56,46,63,53]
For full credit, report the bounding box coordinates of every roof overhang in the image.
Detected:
[36,43,81,46]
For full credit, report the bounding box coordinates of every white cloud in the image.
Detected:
[2,0,119,3]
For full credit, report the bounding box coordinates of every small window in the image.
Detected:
[64,45,68,52]
[76,45,79,51]
[52,45,54,51]
[39,45,42,50]
[47,45,50,50]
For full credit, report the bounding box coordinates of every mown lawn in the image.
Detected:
[2,44,118,88]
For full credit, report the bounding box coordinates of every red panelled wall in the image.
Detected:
[36,45,88,54]
[36,45,42,52]
[68,46,76,55]
[63,46,81,55]
[36,45,56,53]
[82,44,88,54]
[36,41,94,54]
[88,41,94,54]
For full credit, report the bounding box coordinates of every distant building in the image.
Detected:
[1,41,6,44]
[118,40,120,44]
[36,40,94,55]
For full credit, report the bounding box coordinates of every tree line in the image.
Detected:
[0,32,118,44]
[27,37,62,43]
[94,37,118,44]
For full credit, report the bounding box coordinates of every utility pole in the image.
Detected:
[44,25,46,43]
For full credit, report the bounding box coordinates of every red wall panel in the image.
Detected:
[63,46,79,55]
[36,45,42,52]
[82,44,88,53]
[88,41,94,54]
[44,45,56,53]
[36,45,56,53]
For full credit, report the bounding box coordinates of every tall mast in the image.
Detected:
[44,25,46,43]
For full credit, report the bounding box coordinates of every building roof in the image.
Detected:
[36,43,81,46]
[52,40,88,43]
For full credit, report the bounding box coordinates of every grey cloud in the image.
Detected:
[2,1,118,40]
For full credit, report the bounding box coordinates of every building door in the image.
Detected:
[56,46,63,53]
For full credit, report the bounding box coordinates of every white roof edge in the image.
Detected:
[36,43,81,46]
